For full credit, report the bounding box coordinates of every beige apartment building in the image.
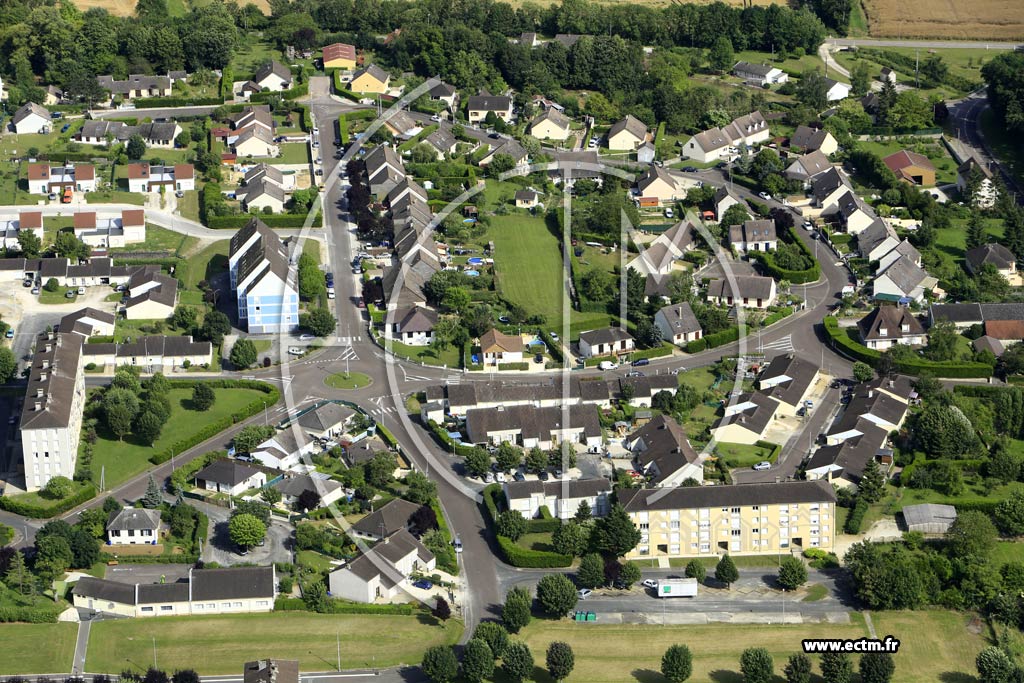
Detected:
[619,480,836,559]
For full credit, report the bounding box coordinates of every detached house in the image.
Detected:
[322,42,358,70]
[683,111,769,163]
[27,164,96,194]
[252,61,292,92]
[786,150,833,186]
[124,271,177,320]
[107,507,161,546]
[655,302,702,346]
[529,108,571,141]
[706,276,777,309]
[733,61,789,86]
[126,163,195,193]
[627,221,694,276]
[636,165,685,204]
[625,415,703,486]
[479,328,523,366]
[607,115,649,150]
[11,102,51,134]
[824,78,851,102]
[883,150,936,186]
[812,167,853,211]
[729,219,777,253]
[294,402,355,441]
[714,186,742,221]
[873,256,936,304]
[467,94,513,124]
[504,478,611,519]
[578,327,635,359]
[858,306,926,350]
[857,219,900,261]
[428,81,458,110]
[957,157,998,208]
[837,191,876,235]
[789,125,838,156]
[387,306,437,346]
[350,65,390,94]
[195,459,266,496]
[327,529,435,603]
[966,243,1020,285]
[757,354,820,418]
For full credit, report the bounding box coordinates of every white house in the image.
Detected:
[625,415,704,486]
[706,276,777,309]
[858,219,901,262]
[273,474,346,509]
[578,327,635,358]
[857,306,926,350]
[732,61,789,86]
[465,404,603,452]
[126,163,195,193]
[873,256,937,304]
[957,157,998,209]
[682,111,769,163]
[655,302,702,346]
[607,115,648,150]
[824,78,851,102]
[478,328,523,366]
[729,219,777,253]
[27,164,96,194]
[107,507,161,546]
[11,102,50,134]
[626,221,694,276]
[252,61,292,92]
[195,459,267,496]
[294,402,356,441]
[327,530,435,603]
[249,428,316,470]
[467,94,513,124]
[387,306,437,346]
[229,219,299,334]
[837,191,876,235]
[503,478,612,520]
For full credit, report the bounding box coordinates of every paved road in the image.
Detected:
[203,670,425,683]
[947,93,1023,202]
[830,38,1021,49]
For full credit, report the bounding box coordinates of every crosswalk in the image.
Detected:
[758,334,795,353]
[293,346,359,366]
[368,393,405,417]
[336,336,362,344]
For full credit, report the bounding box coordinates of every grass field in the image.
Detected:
[278,144,310,165]
[715,441,774,468]
[833,47,994,98]
[861,0,1024,40]
[518,610,981,682]
[88,387,266,488]
[324,372,373,389]
[180,240,229,290]
[856,140,959,186]
[385,336,462,368]
[110,224,198,255]
[87,612,462,674]
[71,0,270,16]
[0,623,77,674]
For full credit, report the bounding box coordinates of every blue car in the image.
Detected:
[412,579,433,590]
[631,358,650,367]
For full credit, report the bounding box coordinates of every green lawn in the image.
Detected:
[296,549,335,574]
[180,240,230,291]
[324,372,373,390]
[88,387,268,489]
[85,191,147,206]
[38,288,77,304]
[384,337,461,368]
[715,441,774,468]
[517,531,556,553]
[87,611,463,674]
[490,214,566,328]
[278,143,310,165]
[176,189,201,223]
[869,610,988,683]
[856,140,958,186]
[990,541,1024,568]
[677,366,718,393]
[733,50,835,80]
[833,48,990,99]
[110,224,198,256]
[0,623,77,674]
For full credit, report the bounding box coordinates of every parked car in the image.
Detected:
[175,190,185,198]
[599,361,619,371]
[22,280,31,288]
[577,588,592,600]
[30,287,39,295]
[513,471,526,482]
[642,579,659,589]
[287,347,304,355]
[496,472,507,483]
[534,353,544,363]
[484,472,495,483]
[631,358,650,367]
[77,286,85,295]
[299,334,315,342]
[412,579,433,590]
[664,208,674,219]
[549,331,559,341]
[327,288,336,299]
[682,166,697,173]
[4,328,12,339]
[625,370,644,378]
[65,290,75,298]
[538,470,550,481]
[430,114,441,122]
[752,461,771,471]
[453,535,463,553]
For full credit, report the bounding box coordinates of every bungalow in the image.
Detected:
[504,478,612,520]
[465,403,603,451]
[27,164,96,194]
[79,120,182,149]
[883,150,936,186]
[514,190,539,208]
[124,271,177,320]
[824,78,851,102]
[107,507,161,546]
[706,275,777,309]
[195,459,267,496]
[625,414,703,486]
[519,32,539,47]
[387,306,437,346]
[126,163,195,193]
[273,474,345,509]
[857,219,900,261]
[351,498,421,541]
[711,391,780,445]
[529,108,571,141]
[239,178,286,213]
[957,157,998,208]
[789,125,838,156]
[857,305,926,350]
[683,127,731,164]
[966,243,1020,285]
[249,428,316,470]
[785,150,833,186]
[479,328,523,366]
[384,110,421,139]
[478,139,528,168]
[11,102,51,134]
[423,128,458,159]
[729,219,777,253]
[428,81,458,110]
[327,529,435,603]
[733,61,789,86]
[812,167,853,211]
[467,94,513,124]
[607,115,649,150]
[655,302,702,346]
[714,186,743,221]
[757,354,820,418]
[294,401,356,441]
[96,73,174,100]
[322,43,358,70]
[578,327,635,359]
[349,65,390,94]
[636,165,684,204]
[232,126,279,158]
[873,255,936,303]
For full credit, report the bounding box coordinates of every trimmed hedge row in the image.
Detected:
[763,306,794,327]
[482,485,571,567]
[498,362,529,371]
[538,329,564,364]
[0,607,61,623]
[755,227,821,284]
[628,344,674,362]
[822,317,993,378]
[755,440,782,463]
[206,214,323,229]
[275,597,415,614]
[0,483,98,519]
[250,82,309,103]
[844,498,868,534]
[427,419,477,457]
[685,325,741,353]
[134,97,224,108]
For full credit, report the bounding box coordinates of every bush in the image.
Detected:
[844,498,869,534]
[0,483,97,518]
[205,214,323,229]
[497,536,573,568]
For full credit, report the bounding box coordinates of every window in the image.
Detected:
[195,603,204,610]
[752,505,759,511]
[141,606,154,613]
[730,507,741,514]
[731,529,741,537]
[639,523,649,530]
[256,601,269,607]
[160,605,172,611]
[670,521,680,529]
[779,516,789,525]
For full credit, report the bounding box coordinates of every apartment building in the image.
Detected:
[20,332,86,491]
[228,218,299,333]
[620,480,837,559]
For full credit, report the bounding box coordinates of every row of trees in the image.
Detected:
[423,620,573,682]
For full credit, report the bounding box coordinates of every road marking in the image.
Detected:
[759,334,794,352]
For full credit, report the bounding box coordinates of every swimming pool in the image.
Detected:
[464,270,480,276]
[467,257,484,265]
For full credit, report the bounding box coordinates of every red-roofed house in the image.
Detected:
[323,43,357,70]
[985,320,1024,345]
[883,150,936,186]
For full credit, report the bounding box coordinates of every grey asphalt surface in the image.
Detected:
[831,38,1020,49]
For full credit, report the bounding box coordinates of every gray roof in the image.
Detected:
[712,391,778,436]
[394,306,437,333]
[707,275,776,301]
[857,219,897,258]
[296,402,355,432]
[758,354,819,407]
[733,61,776,78]
[858,306,925,341]
[253,61,292,85]
[619,480,836,512]
[690,127,730,153]
[352,498,421,537]
[807,419,889,482]
[240,177,286,205]
[191,566,275,601]
[467,95,511,112]
[729,219,777,245]
[790,125,831,152]
[465,403,602,445]
[196,459,263,487]
[902,503,957,528]
[608,114,647,142]
[428,82,456,98]
[878,255,928,296]
[579,327,634,346]
[504,477,611,501]
[531,107,570,130]
[628,415,699,483]
[353,64,389,84]
[829,389,908,437]
[656,302,701,335]
[930,302,984,324]
[107,507,161,531]
[424,127,457,154]
[973,335,1005,357]
[126,272,177,311]
[12,102,50,125]
[80,335,211,361]
[72,577,136,604]
[96,74,170,95]
[243,163,285,187]
[811,167,849,203]
[787,150,832,179]
[966,243,1016,273]
[334,528,434,586]
[21,332,83,432]
[273,474,342,498]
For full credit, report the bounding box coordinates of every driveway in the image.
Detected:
[199,500,294,566]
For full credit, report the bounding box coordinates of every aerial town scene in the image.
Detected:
[0,0,1023,680]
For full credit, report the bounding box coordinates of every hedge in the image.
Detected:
[275,597,416,614]
[497,535,573,568]
[0,483,98,518]
[428,419,477,457]
[755,227,821,284]
[338,115,350,145]
[684,337,708,353]
[498,362,529,371]
[755,440,782,463]
[219,66,233,101]
[763,306,794,327]
[844,498,868,534]
[169,449,225,493]
[0,607,61,623]
[249,82,309,103]
[538,329,564,364]
[206,214,323,229]
[822,317,993,378]
[627,344,674,362]
[704,326,740,350]
[134,97,225,108]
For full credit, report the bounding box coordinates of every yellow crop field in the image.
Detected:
[70,0,271,17]
[862,0,1024,40]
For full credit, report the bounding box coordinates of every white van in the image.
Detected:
[599,360,619,371]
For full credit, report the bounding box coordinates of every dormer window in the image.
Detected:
[901,324,910,332]
[879,326,887,337]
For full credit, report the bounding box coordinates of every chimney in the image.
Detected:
[39,372,47,382]
[888,379,895,388]
[33,401,41,411]
[44,343,52,353]
[41,360,49,370]
[35,388,43,398]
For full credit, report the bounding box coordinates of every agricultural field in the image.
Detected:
[71,0,270,16]
[861,0,1024,40]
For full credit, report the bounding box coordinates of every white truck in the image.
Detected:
[656,578,699,598]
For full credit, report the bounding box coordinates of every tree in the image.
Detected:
[618,560,642,588]
[784,653,812,683]
[112,365,143,394]
[924,320,962,362]
[228,512,266,549]
[172,671,200,683]
[502,587,532,633]
[740,647,773,683]
[496,443,522,472]
[525,446,548,474]
[496,510,528,542]
[720,203,752,229]
[593,504,642,557]
[850,61,872,96]
[297,488,321,512]
[502,641,534,683]
[716,553,739,588]
[142,475,163,508]
[546,641,575,681]
[300,307,337,337]
[42,475,73,500]
[34,535,73,580]
[405,471,437,505]
[858,459,886,504]
[995,490,1024,535]
[708,36,734,73]
[575,500,592,523]
[537,574,579,615]
[946,510,997,562]
[0,347,15,385]
[684,559,707,584]
[200,310,231,345]
[463,447,491,478]
[473,622,509,659]
[170,306,198,330]
[234,425,274,453]
[661,644,693,683]
[460,639,494,683]
[777,556,808,590]
[421,645,458,683]
[365,452,397,489]
[191,383,216,411]
[134,411,164,446]
[230,339,258,369]
[143,669,169,683]
[433,596,451,621]
[797,69,829,111]
[127,134,147,160]
[580,267,616,301]
[976,646,1015,683]
[577,553,607,589]
[859,652,896,683]
[4,550,30,595]
[70,529,100,568]
[17,230,41,258]
[852,362,874,383]
[820,652,852,683]
[105,387,140,439]
[966,212,988,251]
[914,404,978,457]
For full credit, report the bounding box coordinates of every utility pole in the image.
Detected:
[152,636,158,669]
[336,631,341,672]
